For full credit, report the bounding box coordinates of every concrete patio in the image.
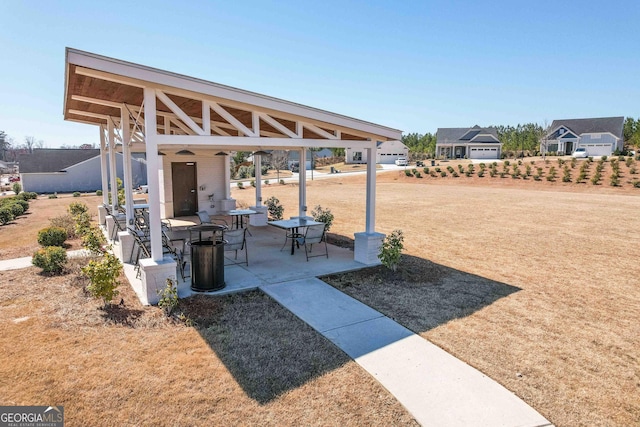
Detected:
[119,223,364,305]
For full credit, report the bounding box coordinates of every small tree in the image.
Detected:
[378,229,404,272]
[310,205,334,232]
[265,196,284,220]
[157,278,179,316]
[12,182,21,194]
[82,252,122,307]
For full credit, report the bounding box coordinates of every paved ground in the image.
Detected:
[263,278,553,427]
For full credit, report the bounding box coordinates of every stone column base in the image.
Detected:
[139,257,178,305]
[98,205,107,225]
[249,206,268,226]
[218,198,237,211]
[117,231,135,264]
[354,231,385,265]
[105,216,115,241]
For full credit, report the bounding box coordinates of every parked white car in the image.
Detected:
[572,148,588,158]
[395,158,408,166]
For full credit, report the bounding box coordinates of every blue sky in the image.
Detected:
[1,1,638,148]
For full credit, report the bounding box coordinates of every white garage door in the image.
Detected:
[469,147,499,159]
[582,144,613,157]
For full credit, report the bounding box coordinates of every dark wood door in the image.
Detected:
[172,162,198,217]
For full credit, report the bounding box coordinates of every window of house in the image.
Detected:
[352,152,362,161]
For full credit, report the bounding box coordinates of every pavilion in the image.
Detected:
[63,48,402,303]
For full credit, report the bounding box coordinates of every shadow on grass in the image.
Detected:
[100,304,146,327]
[179,292,350,404]
[174,241,519,404]
[322,254,521,334]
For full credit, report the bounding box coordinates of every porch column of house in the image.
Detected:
[354,141,384,265]
[138,87,176,305]
[97,126,109,225]
[298,148,307,217]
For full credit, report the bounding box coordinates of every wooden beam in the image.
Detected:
[258,113,300,138]
[156,90,205,136]
[207,101,257,137]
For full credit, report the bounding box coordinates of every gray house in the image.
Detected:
[542,117,624,156]
[19,148,147,193]
[436,126,502,159]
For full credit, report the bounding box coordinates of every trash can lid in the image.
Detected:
[188,224,226,232]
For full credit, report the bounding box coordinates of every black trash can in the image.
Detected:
[431,160,436,166]
[189,224,226,292]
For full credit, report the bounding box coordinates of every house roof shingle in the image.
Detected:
[436,126,500,144]
[549,117,624,139]
[18,149,100,173]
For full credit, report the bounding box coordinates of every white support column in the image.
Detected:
[144,88,163,262]
[255,154,262,207]
[121,109,134,227]
[202,101,211,135]
[365,142,376,233]
[299,148,307,217]
[99,126,109,206]
[354,141,384,265]
[224,155,231,200]
[108,120,118,211]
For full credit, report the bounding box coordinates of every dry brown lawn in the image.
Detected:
[0,193,415,426]
[2,167,639,426]
[232,169,640,427]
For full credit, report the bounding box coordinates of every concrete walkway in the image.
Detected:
[262,278,553,427]
[0,249,92,271]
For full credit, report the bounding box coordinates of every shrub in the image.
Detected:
[68,201,89,217]
[423,167,429,175]
[74,211,92,237]
[12,182,21,194]
[236,182,244,189]
[250,180,256,187]
[562,166,572,182]
[447,166,455,173]
[10,201,27,216]
[435,167,441,173]
[0,208,14,225]
[610,174,620,187]
[82,252,122,307]
[457,164,464,173]
[477,170,485,177]
[157,278,179,316]
[570,157,577,169]
[576,171,587,183]
[625,157,634,168]
[96,190,103,196]
[591,172,601,185]
[48,193,58,199]
[440,171,447,177]
[630,165,637,175]
[404,170,413,177]
[32,246,67,274]
[601,155,608,162]
[37,226,67,247]
[504,160,510,166]
[525,164,532,177]
[633,180,640,188]
[82,225,107,255]
[264,179,270,185]
[378,229,404,272]
[50,214,77,239]
[546,166,557,182]
[279,179,285,185]
[414,171,422,178]
[451,171,459,178]
[265,196,284,220]
[311,205,334,232]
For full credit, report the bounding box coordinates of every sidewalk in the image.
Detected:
[0,249,92,271]
[262,278,553,427]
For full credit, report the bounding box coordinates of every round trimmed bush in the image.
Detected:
[37,226,67,247]
[0,208,14,225]
[73,192,81,197]
[8,203,24,217]
[32,246,67,274]
[96,190,103,196]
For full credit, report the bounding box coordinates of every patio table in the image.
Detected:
[268,218,323,255]
[217,209,257,229]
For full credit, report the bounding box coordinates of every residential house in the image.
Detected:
[436,126,502,159]
[19,148,147,193]
[346,140,408,164]
[542,117,624,156]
